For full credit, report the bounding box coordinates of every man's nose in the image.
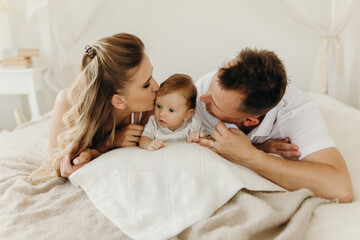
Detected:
[200,93,210,103]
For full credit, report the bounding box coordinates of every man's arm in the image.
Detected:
[200,121,353,203]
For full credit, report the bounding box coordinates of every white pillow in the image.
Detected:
[69,142,285,240]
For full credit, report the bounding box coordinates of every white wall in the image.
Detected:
[1,0,359,130]
[0,0,42,130]
[342,7,360,108]
[99,0,321,90]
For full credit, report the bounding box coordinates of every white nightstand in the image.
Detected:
[0,67,47,120]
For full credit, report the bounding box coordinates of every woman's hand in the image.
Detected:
[113,124,145,148]
[255,137,301,158]
[59,148,101,177]
[60,154,86,178]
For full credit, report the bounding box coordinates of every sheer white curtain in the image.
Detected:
[279,0,359,101]
[25,0,104,92]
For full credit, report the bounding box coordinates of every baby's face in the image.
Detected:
[155,92,192,131]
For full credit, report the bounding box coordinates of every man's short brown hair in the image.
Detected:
[157,73,197,110]
[218,48,287,115]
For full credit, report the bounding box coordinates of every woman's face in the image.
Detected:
[123,54,159,112]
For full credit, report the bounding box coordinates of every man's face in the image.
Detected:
[199,73,249,127]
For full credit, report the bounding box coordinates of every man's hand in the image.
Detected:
[255,137,301,158]
[199,121,260,165]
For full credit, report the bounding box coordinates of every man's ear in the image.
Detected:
[184,108,194,122]
[111,94,126,110]
[243,116,259,127]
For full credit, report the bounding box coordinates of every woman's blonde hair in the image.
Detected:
[30,33,145,184]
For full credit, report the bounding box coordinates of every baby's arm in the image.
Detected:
[187,116,208,143]
[140,136,164,151]
[139,136,152,149]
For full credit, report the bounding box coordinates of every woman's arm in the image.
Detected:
[60,110,153,177]
[254,137,301,159]
[48,89,71,157]
[48,89,82,177]
[48,89,100,177]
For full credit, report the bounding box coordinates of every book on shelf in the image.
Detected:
[2,59,32,65]
[1,62,33,69]
[2,56,31,62]
[3,48,39,58]
[1,48,39,69]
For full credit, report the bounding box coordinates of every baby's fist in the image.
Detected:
[148,138,165,151]
[187,131,206,143]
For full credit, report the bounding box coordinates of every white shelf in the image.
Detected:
[0,67,47,120]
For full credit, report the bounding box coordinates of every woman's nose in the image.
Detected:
[151,78,159,92]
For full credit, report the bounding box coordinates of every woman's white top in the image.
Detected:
[131,112,142,124]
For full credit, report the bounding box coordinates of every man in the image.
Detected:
[196,48,353,203]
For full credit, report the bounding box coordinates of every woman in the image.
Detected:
[30,33,159,184]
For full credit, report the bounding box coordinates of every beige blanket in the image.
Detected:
[173,189,331,240]
[0,115,333,240]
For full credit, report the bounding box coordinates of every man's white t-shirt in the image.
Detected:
[142,115,205,142]
[195,71,336,160]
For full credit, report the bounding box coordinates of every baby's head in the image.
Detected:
[155,74,197,131]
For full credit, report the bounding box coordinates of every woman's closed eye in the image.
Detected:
[143,83,150,89]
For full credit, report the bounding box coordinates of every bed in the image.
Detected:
[0,92,359,240]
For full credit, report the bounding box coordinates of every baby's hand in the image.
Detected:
[187,131,206,143]
[147,138,165,151]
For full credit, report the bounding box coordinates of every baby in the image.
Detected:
[139,74,206,151]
